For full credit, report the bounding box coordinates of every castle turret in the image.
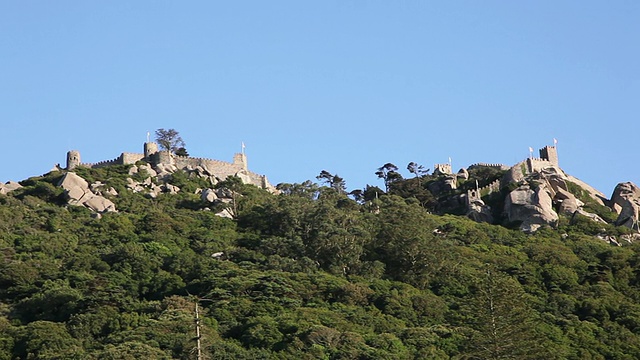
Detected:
[233,153,248,171]
[539,146,558,167]
[433,163,452,175]
[66,150,81,170]
[144,142,159,160]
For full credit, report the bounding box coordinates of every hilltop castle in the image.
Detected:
[65,141,275,191]
[465,145,559,204]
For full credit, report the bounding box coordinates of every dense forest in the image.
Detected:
[1,163,640,359]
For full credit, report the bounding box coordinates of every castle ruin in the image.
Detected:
[465,145,560,205]
[66,141,274,191]
[433,163,452,175]
[527,145,559,173]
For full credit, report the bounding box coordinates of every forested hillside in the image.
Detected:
[1,165,640,359]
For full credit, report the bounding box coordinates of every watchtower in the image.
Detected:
[233,153,248,171]
[433,163,452,175]
[144,142,159,160]
[539,146,558,167]
[66,150,81,170]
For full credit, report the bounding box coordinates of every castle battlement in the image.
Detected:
[539,145,558,166]
[174,155,231,165]
[468,163,510,170]
[82,156,123,169]
[466,179,502,204]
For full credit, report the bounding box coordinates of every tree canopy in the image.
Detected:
[0,164,639,358]
[155,128,186,154]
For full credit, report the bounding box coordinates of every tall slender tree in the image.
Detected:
[316,170,347,194]
[462,267,549,360]
[376,163,402,192]
[407,162,429,189]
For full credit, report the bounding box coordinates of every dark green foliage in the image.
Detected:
[566,181,618,223]
[1,169,640,358]
[155,128,185,154]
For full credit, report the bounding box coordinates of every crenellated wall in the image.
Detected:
[172,155,247,179]
[82,155,123,169]
[121,153,145,165]
[466,179,502,205]
[468,163,510,171]
[539,146,558,166]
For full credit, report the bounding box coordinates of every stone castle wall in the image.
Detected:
[66,142,273,190]
[82,156,122,169]
[121,153,145,165]
[527,157,554,173]
[468,163,510,171]
[172,155,246,179]
[539,146,558,166]
[466,179,502,204]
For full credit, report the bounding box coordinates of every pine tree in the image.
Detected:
[462,267,549,360]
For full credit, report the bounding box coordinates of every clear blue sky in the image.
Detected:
[2,1,639,196]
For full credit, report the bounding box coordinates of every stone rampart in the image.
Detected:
[539,146,558,166]
[172,154,270,189]
[466,179,502,205]
[480,179,502,196]
[527,157,554,173]
[83,155,123,169]
[65,143,272,191]
[121,153,145,165]
[174,156,242,177]
[468,163,510,171]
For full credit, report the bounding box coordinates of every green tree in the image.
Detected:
[376,163,403,192]
[462,268,550,360]
[407,162,429,186]
[276,180,319,199]
[155,128,186,154]
[15,321,85,360]
[316,170,347,194]
[174,147,189,157]
[215,175,244,216]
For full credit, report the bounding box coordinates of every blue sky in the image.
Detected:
[1,1,639,196]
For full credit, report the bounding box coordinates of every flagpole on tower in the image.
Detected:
[241,141,246,155]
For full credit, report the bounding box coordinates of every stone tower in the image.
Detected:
[233,153,248,171]
[433,163,452,175]
[539,146,558,167]
[144,142,159,160]
[66,150,81,170]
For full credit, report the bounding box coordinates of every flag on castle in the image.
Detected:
[553,138,558,146]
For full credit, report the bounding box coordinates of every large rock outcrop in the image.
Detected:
[467,199,493,223]
[0,181,22,195]
[504,183,558,232]
[499,163,608,232]
[610,182,640,230]
[58,172,116,213]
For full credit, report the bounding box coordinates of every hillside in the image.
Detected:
[1,158,640,359]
